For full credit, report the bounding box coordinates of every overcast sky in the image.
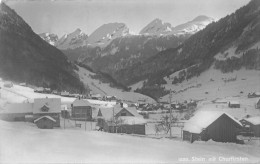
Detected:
[6,0,251,37]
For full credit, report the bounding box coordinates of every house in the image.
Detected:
[0,103,34,121]
[19,83,26,86]
[34,87,44,93]
[105,95,117,101]
[91,94,102,100]
[256,99,260,109]
[44,88,51,93]
[115,107,140,117]
[248,92,260,98]
[34,116,56,129]
[60,91,70,97]
[0,98,61,128]
[52,90,59,95]
[240,116,260,137]
[96,107,146,135]
[228,101,240,108]
[4,81,13,88]
[33,98,61,127]
[183,111,242,143]
[71,99,92,120]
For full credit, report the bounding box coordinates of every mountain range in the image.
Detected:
[1,0,259,100]
[37,0,260,101]
[40,15,214,50]
[44,15,213,89]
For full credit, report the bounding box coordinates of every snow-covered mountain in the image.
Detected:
[38,33,58,46]
[55,28,88,50]
[87,23,129,47]
[139,16,214,36]
[139,18,173,36]
[172,15,215,35]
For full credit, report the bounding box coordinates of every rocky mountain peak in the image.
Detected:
[139,18,172,35]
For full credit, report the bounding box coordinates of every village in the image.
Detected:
[1,79,260,145]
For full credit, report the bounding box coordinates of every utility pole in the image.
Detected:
[85,113,87,131]
[113,107,115,133]
[64,115,65,129]
[169,90,172,138]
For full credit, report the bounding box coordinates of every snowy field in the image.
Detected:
[0,81,76,105]
[0,80,128,109]
[0,120,260,164]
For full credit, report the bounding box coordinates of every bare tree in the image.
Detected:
[109,117,124,133]
[158,115,178,134]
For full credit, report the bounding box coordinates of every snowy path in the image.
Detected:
[0,120,259,163]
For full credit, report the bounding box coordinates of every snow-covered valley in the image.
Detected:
[76,66,156,103]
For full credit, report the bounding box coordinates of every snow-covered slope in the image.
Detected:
[38,32,58,46]
[0,81,75,104]
[76,66,156,103]
[55,28,88,49]
[172,15,215,35]
[139,18,173,36]
[162,67,260,102]
[0,120,259,163]
[87,23,129,47]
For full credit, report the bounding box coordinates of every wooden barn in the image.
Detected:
[240,116,260,137]
[183,111,242,143]
[34,116,56,129]
[33,98,61,127]
[71,99,92,120]
[228,101,240,108]
[96,107,146,135]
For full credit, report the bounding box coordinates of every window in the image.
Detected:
[121,112,126,116]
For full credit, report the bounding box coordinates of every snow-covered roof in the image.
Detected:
[73,99,92,107]
[34,116,56,123]
[229,101,240,105]
[118,116,146,125]
[91,94,102,98]
[122,107,142,117]
[35,87,44,91]
[243,116,260,125]
[87,99,116,107]
[0,103,34,114]
[61,91,69,95]
[183,110,242,134]
[255,92,260,96]
[33,98,61,114]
